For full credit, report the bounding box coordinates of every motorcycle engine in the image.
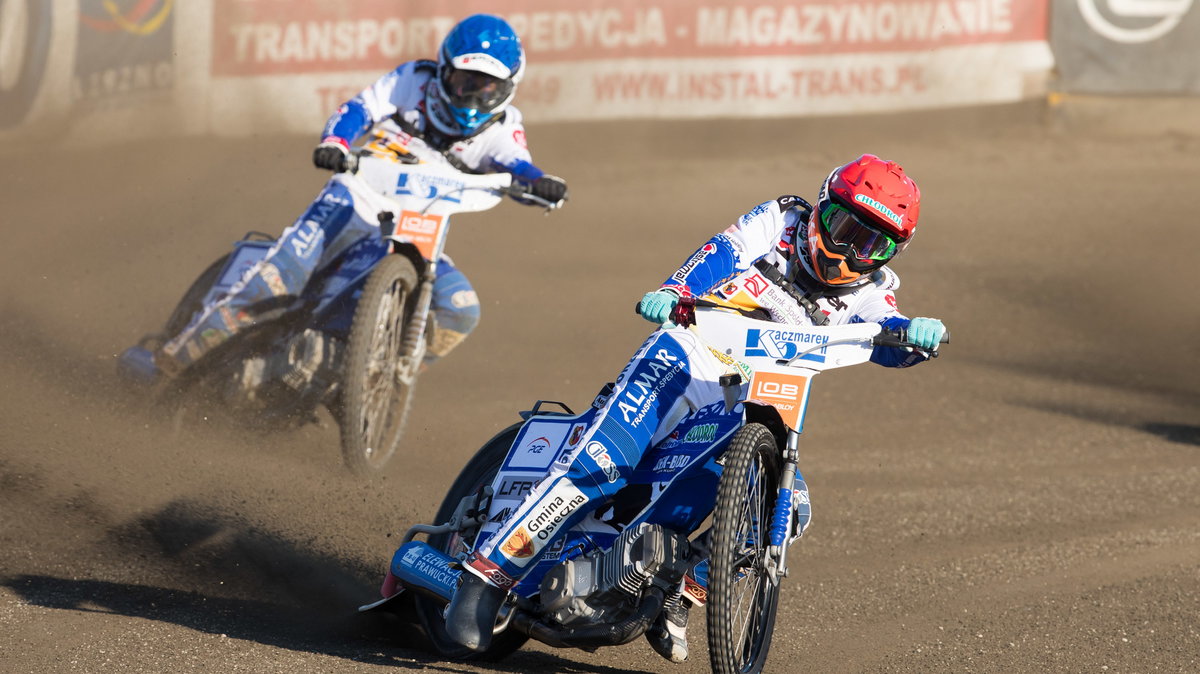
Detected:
[274,328,341,393]
[226,329,341,411]
[538,523,691,627]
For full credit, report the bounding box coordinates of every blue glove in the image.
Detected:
[639,290,679,325]
[907,317,946,350]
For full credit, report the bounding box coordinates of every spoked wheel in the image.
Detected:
[708,423,784,674]
[414,423,529,661]
[339,255,419,476]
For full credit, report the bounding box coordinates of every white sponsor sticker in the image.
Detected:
[504,421,572,470]
[500,480,588,568]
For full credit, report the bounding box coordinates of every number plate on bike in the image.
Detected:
[394,210,445,260]
[747,370,812,431]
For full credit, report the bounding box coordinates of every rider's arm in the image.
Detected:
[480,107,569,205]
[479,105,534,172]
[319,64,416,148]
[659,197,797,298]
[850,273,930,368]
[481,107,541,181]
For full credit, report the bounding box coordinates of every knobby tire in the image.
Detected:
[339,255,418,476]
[413,423,529,661]
[707,423,784,674]
[164,253,231,340]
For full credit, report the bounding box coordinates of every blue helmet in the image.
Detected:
[427,14,525,136]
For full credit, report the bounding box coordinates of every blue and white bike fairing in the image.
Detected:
[374,307,916,606]
[127,142,554,476]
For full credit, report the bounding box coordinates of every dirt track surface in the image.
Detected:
[2,101,1198,673]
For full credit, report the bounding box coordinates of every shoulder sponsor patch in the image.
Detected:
[776,195,800,210]
[670,242,718,284]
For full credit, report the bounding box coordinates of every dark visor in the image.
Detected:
[441,66,512,112]
[819,202,898,263]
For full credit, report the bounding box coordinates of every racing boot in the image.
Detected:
[646,593,690,662]
[444,570,507,652]
[117,345,161,386]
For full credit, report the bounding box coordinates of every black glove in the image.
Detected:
[532,174,568,204]
[313,141,351,172]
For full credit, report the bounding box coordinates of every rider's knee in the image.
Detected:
[433,269,481,332]
[437,292,481,334]
[427,278,480,361]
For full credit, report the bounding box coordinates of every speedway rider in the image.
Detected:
[443,155,947,662]
[119,14,568,381]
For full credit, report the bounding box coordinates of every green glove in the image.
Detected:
[907,317,946,349]
[639,290,679,325]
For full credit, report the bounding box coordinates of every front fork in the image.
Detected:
[395,260,435,385]
[766,429,810,583]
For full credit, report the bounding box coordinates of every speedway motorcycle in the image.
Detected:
[361,298,948,672]
[128,139,557,476]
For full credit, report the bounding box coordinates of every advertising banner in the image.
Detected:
[1051,0,1200,94]
[209,0,1053,132]
[1,1,1057,142]
[74,0,176,105]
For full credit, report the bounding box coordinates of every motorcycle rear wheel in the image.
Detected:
[164,253,231,339]
[707,423,783,674]
[339,254,418,476]
[414,423,529,661]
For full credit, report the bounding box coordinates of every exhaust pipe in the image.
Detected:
[514,586,666,649]
[394,541,667,650]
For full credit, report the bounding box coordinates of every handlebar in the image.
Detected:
[871,327,951,348]
[635,295,950,351]
[631,296,763,328]
[502,180,562,211]
[326,147,562,211]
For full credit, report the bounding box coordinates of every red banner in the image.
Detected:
[212,0,1049,76]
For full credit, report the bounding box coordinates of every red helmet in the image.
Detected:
[805,154,921,286]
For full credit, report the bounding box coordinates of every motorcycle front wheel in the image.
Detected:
[414,423,529,661]
[339,254,419,476]
[707,423,784,674]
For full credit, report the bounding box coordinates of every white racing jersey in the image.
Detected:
[322,60,538,178]
[661,196,923,367]
[663,195,905,328]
